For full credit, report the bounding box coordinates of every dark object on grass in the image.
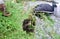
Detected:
[0,4,5,12]
[22,19,35,33]
[34,1,57,13]
[33,1,57,18]
[34,4,53,12]
[0,4,10,17]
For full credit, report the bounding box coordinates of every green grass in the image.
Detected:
[0,0,34,39]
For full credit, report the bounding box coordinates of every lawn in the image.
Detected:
[0,0,34,39]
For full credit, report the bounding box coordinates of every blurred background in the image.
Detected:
[0,0,60,39]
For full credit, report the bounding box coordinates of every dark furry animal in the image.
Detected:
[22,19,35,33]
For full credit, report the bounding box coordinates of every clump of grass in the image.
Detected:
[37,13,54,26]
